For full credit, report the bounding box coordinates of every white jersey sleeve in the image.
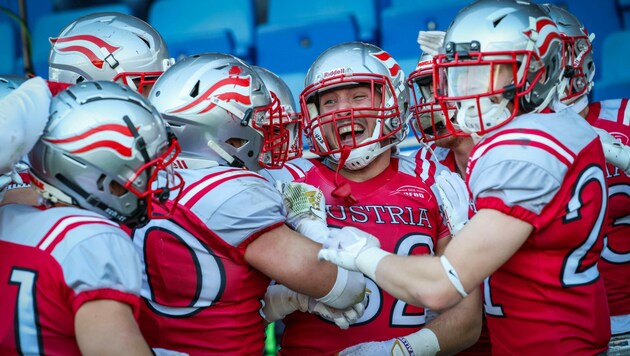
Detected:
[179,167,288,247]
[468,110,595,215]
[54,223,142,297]
[258,158,315,185]
[0,77,51,174]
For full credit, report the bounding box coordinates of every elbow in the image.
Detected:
[414,280,463,311]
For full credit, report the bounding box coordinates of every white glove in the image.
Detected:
[338,328,440,356]
[434,169,469,236]
[417,31,446,56]
[276,181,329,243]
[0,163,26,202]
[261,284,365,329]
[318,227,388,281]
[310,294,367,330]
[593,127,630,175]
[152,348,188,356]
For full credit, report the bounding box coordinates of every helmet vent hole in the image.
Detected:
[135,34,151,49]
[493,15,507,28]
[189,81,200,97]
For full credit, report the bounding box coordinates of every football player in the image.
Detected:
[0,81,183,354]
[543,3,630,352]
[277,41,481,356]
[130,53,367,354]
[319,1,611,354]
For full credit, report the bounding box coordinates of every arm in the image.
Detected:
[245,224,365,308]
[75,299,152,356]
[373,209,532,310]
[337,237,482,356]
[424,237,482,355]
[320,209,533,310]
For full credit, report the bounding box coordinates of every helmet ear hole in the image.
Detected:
[96,174,107,191]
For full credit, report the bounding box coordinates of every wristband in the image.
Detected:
[402,328,441,356]
[356,247,391,281]
[439,255,468,298]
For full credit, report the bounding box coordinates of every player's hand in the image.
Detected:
[417,31,446,56]
[338,338,413,356]
[318,227,382,273]
[593,127,630,175]
[309,294,367,330]
[434,169,469,236]
[276,181,329,243]
[0,163,26,202]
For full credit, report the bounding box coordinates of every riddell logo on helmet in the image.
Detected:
[323,68,345,78]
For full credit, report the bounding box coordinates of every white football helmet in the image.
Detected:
[541,4,595,107]
[253,66,303,160]
[434,0,563,136]
[28,81,183,227]
[48,12,174,95]
[149,53,289,171]
[407,52,457,143]
[301,42,409,170]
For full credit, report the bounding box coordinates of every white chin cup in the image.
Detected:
[457,97,511,134]
[330,141,382,170]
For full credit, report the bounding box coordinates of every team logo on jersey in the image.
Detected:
[523,17,561,58]
[370,51,401,77]
[50,34,120,69]
[168,72,252,116]
[44,124,136,158]
[388,185,431,199]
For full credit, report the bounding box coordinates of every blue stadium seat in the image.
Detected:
[380,1,468,62]
[256,14,358,75]
[592,30,630,101]
[148,0,255,61]
[277,71,306,109]
[0,21,16,74]
[266,0,377,42]
[31,4,133,79]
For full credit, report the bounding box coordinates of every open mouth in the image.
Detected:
[337,123,366,146]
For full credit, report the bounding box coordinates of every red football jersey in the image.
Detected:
[0,205,142,356]
[586,99,630,325]
[280,158,449,355]
[468,110,610,354]
[132,166,287,354]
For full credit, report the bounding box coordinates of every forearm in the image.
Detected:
[246,225,365,308]
[75,299,152,356]
[373,254,463,310]
[426,287,482,355]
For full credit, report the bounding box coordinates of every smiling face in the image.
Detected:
[317,85,383,151]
